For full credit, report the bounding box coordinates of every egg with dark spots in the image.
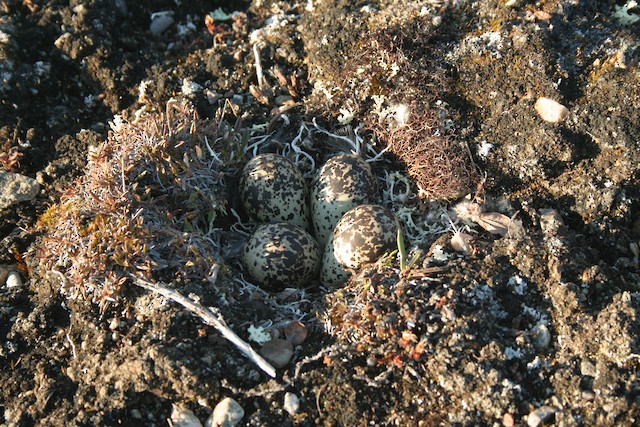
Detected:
[311,154,377,246]
[239,153,310,229]
[321,204,399,284]
[242,223,321,291]
[319,234,350,285]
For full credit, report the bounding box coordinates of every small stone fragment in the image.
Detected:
[476,212,513,236]
[259,338,294,369]
[4,271,22,288]
[170,405,202,427]
[527,405,557,427]
[150,11,174,36]
[502,412,515,427]
[284,320,308,345]
[451,230,473,254]
[283,392,301,416]
[580,359,597,377]
[531,324,551,350]
[206,397,244,427]
[0,171,40,209]
[539,208,565,235]
[534,97,569,123]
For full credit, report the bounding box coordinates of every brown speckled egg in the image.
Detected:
[242,223,321,290]
[311,154,377,247]
[321,204,399,284]
[239,153,310,229]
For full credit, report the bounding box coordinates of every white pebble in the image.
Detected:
[206,397,244,427]
[150,11,174,35]
[170,405,202,427]
[531,324,551,350]
[534,97,569,123]
[283,392,300,416]
[5,271,22,288]
[527,405,557,427]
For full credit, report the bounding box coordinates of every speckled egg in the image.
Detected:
[242,222,321,291]
[319,234,350,285]
[320,204,399,284]
[311,154,377,247]
[239,153,310,230]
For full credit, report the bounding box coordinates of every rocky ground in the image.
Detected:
[1,0,639,426]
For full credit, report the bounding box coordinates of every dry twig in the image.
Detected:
[133,277,277,378]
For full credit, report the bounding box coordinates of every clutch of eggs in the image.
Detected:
[239,153,398,289]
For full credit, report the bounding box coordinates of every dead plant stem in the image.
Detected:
[133,277,277,378]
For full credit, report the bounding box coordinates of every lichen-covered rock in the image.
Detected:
[0,171,39,209]
[311,154,377,246]
[242,222,321,290]
[239,153,310,230]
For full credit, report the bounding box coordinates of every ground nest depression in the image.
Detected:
[1,0,639,426]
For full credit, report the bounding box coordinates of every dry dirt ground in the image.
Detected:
[1,0,639,426]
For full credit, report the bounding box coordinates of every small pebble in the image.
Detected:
[130,409,142,419]
[170,405,202,427]
[580,359,597,377]
[531,324,551,350]
[527,405,557,427]
[108,317,120,331]
[502,412,515,427]
[5,271,22,288]
[149,11,174,35]
[283,392,301,416]
[206,397,244,427]
[0,171,40,209]
[534,97,569,123]
[581,390,596,401]
[259,338,294,369]
[284,320,308,345]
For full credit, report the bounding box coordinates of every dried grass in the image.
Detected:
[380,109,478,201]
[339,17,479,201]
[29,101,246,307]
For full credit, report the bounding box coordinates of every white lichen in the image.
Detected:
[504,346,524,360]
[508,275,527,296]
[613,1,640,25]
[476,140,494,158]
[248,324,271,344]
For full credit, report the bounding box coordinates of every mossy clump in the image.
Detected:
[356,20,478,200]
[373,103,478,201]
[322,260,451,368]
[30,101,246,307]
[303,9,479,200]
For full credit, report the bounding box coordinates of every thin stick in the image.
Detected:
[252,44,264,89]
[133,277,277,378]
